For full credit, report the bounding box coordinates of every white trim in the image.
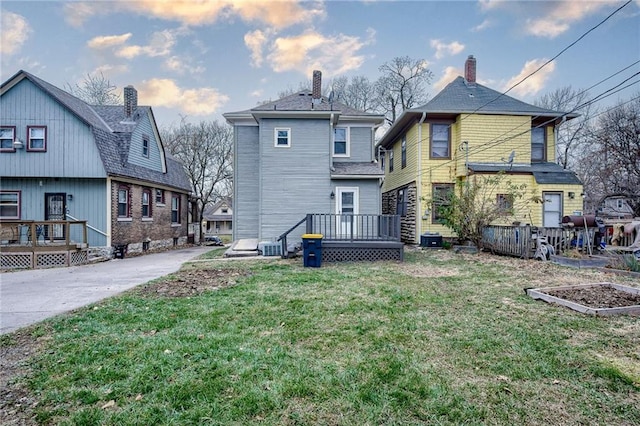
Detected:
[274,127,291,148]
[336,186,359,237]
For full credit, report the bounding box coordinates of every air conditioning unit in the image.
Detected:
[258,241,282,257]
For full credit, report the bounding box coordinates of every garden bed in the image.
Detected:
[527,282,640,315]
[549,254,610,269]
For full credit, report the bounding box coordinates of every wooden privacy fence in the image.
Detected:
[481,225,611,259]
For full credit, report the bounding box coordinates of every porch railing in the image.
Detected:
[277,214,401,259]
[306,214,401,242]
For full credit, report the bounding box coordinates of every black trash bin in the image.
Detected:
[302,234,323,267]
[113,244,128,259]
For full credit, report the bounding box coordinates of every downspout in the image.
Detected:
[373,121,384,214]
[555,115,566,165]
[416,112,426,241]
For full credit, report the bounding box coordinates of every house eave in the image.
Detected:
[330,174,383,179]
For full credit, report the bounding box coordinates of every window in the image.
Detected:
[497,194,514,215]
[27,126,46,151]
[389,149,394,172]
[0,127,15,152]
[381,154,385,170]
[171,195,181,224]
[432,184,454,223]
[155,189,165,204]
[333,127,349,156]
[401,136,407,168]
[0,191,20,219]
[397,188,407,216]
[142,135,149,158]
[142,188,152,218]
[117,186,130,218]
[274,128,291,147]
[430,123,450,159]
[531,126,546,162]
[221,208,228,214]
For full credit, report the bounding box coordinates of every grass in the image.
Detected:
[3,249,639,425]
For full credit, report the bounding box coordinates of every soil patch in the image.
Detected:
[137,268,248,297]
[543,285,640,309]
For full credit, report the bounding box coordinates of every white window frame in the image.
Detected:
[142,188,152,219]
[0,126,16,152]
[171,195,181,224]
[274,128,291,148]
[27,126,47,152]
[332,126,350,157]
[142,135,150,158]
[117,187,130,219]
[0,190,20,219]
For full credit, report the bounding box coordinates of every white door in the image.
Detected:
[336,187,359,237]
[543,192,562,227]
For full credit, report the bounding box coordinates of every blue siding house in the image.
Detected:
[224,71,400,260]
[0,70,192,257]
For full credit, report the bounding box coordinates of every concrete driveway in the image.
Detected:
[0,245,213,335]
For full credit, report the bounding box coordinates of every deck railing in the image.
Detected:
[278,214,401,259]
[306,214,401,242]
[1,220,89,269]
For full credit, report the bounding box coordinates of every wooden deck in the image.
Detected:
[1,220,89,269]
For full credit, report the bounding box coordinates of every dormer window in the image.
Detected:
[142,135,149,158]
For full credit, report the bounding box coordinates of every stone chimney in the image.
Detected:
[464,55,476,85]
[124,85,138,118]
[312,70,322,104]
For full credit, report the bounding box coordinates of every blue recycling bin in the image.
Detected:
[302,233,323,267]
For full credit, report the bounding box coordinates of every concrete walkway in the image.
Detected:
[0,245,213,335]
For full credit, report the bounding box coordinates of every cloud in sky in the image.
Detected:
[433,66,462,92]
[137,78,229,115]
[245,29,272,68]
[1,10,32,55]
[88,30,181,59]
[163,56,205,75]
[430,39,465,59]
[525,0,621,38]
[65,0,325,29]
[471,19,493,32]
[480,0,623,39]
[503,59,555,97]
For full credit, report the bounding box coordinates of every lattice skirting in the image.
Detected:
[322,243,404,263]
[1,249,89,270]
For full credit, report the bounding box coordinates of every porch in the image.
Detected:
[0,220,90,270]
[279,214,404,262]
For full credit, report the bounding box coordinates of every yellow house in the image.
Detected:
[377,56,584,244]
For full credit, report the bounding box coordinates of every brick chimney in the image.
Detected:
[124,85,138,118]
[312,70,322,104]
[464,55,476,85]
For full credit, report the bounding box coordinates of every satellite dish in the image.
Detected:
[328,90,335,104]
[508,150,515,164]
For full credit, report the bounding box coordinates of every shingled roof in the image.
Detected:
[1,70,191,192]
[378,75,577,149]
[467,162,582,185]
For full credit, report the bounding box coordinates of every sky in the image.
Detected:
[1,0,639,128]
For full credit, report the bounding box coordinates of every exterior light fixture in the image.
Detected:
[330,191,335,200]
[67,194,74,201]
[13,138,24,149]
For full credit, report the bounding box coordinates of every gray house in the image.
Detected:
[223,71,388,248]
[1,70,192,258]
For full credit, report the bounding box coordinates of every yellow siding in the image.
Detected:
[545,126,556,163]
[381,124,420,192]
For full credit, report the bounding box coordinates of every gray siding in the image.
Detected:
[1,177,108,247]
[330,179,381,215]
[259,118,331,240]
[127,112,164,172]
[344,126,374,162]
[0,79,107,178]
[234,125,260,240]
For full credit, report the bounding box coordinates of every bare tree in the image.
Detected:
[66,72,121,105]
[374,56,433,125]
[588,95,640,216]
[535,86,594,169]
[331,75,377,112]
[162,119,234,240]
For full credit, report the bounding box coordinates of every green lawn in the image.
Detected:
[2,249,639,425]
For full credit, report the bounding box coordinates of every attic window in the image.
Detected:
[142,135,149,158]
